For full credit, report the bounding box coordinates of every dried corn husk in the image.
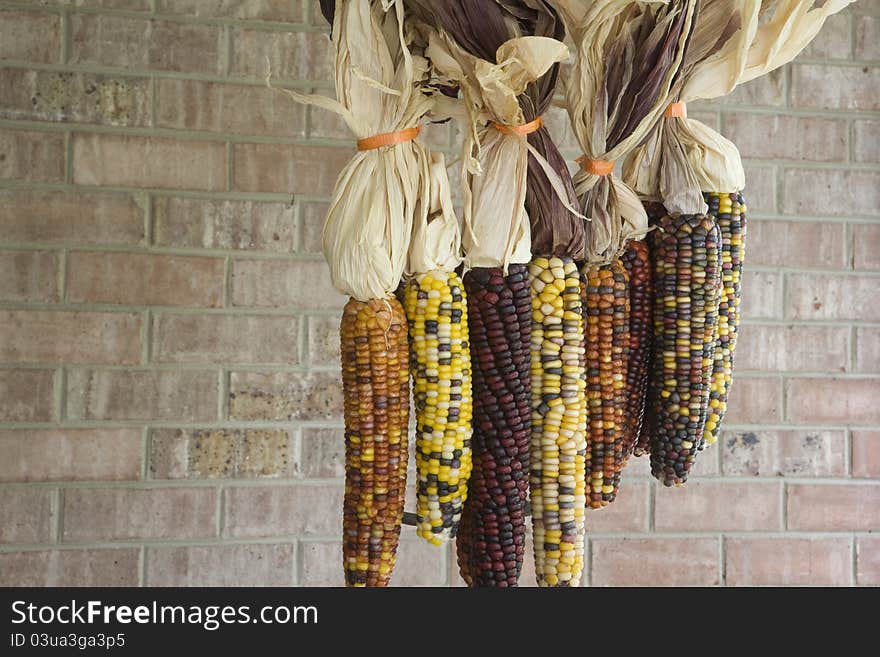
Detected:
[406,151,462,275]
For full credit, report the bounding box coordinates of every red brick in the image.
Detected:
[586,481,649,533]
[0,429,142,482]
[231,29,332,80]
[0,549,139,586]
[68,252,224,307]
[73,133,226,191]
[741,270,782,319]
[0,10,61,63]
[0,369,55,422]
[791,64,880,111]
[306,313,342,366]
[591,538,720,586]
[783,169,880,217]
[299,201,328,253]
[857,536,880,586]
[655,481,782,532]
[0,128,65,182]
[856,15,880,60]
[745,220,845,269]
[788,484,880,530]
[222,484,342,538]
[856,328,880,372]
[229,371,343,421]
[786,378,880,424]
[724,376,782,424]
[787,274,880,321]
[63,487,217,541]
[726,538,853,586]
[153,314,299,364]
[801,13,852,59]
[853,224,880,270]
[854,121,880,163]
[742,164,776,214]
[146,544,295,586]
[736,325,849,373]
[0,489,53,544]
[231,259,346,309]
[721,430,847,477]
[0,251,60,302]
[852,431,880,478]
[725,68,785,106]
[156,79,305,137]
[0,189,145,245]
[70,15,223,74]
[726,114,848,162]
[232,143,352,194]
[0,310,141,365]
[300,428,344,479]
[157,0,301,20]
[66,369,218,421]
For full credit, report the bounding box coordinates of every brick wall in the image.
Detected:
[0,0,877,587]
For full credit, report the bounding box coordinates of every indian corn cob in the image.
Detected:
[582,259,630,508]
[647,212,723,486]
[403,271,473,544]
[529,256,587,587]
[340,297,410,586]
[458,265,532,587]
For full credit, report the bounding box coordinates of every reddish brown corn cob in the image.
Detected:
[340,297,409,587]
[647,213,723,486]
[581,259,630,508]
[457,265,531,587]
[704,192,747,447]
[621,239,654,460]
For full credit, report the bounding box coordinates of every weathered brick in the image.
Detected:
[724,376,782,424]
[0,10,61,63]
[300,428,344,479]
[854,120,880,164]
[721,430,847,477]
[740,270,782,319]
[75,0,151,8]
[655,481,782,531]
[73,133,226,191]
[0,68,150,127]
[222,484,342,538]
[726,538,853,587]
[153,196,294,252]
[68,252,225,307]
[63,487,218,541]
[0,251,60,302]
[791,64,880,111]
[299,201,328,253]
[853,224,880,270]
[153,314,299,364]
[156,79,305,137]
[307,313,342,366]
[146,544,295,586]
[783,169,880,217]
[67,369,218,421]
[232,143,352,194]
[856,15,880,60]
[591,538,720,586]
[801,13,852,59]
[0,549,139,586]
[0,189,145,245]
[231,29,332,80]
[0,369,54,422]
[0,128,65,182]
[744,220,844,269]
[229,371,343,421]
[231,259,346,309]
[726,114,848,162]
[157,0,301,21]
[0,489,53,544]
[299,539,446,587]
[856,328,880,372]
[0,310,141,365]
[857,536,880,586]
[736,325,849,372]
[742,164,776,214]
[787,274,880,321]
[852,431,880,478]
[70,15,223,74]
[150,428,295,479]
[787,378,880,424]
[788,484,880,530]
[0,428,142,483]
[585,481,649,533]
[725,68,785,106]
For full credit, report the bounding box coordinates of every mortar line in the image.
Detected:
[138,545,146,587]
[849,324,857,373]
[56,368,67,422]
[719,535,726,587]
[60,6,71,65]
[57,249,67,306]
[222,24,232,78]
[141,309,152,365]
[141,425,150,481]
[63,130,73,185]
[226,141,234,191]
[852,536,859,586]
[53,487,63,544]
[782,482,789,531]
[52,366,64,423]
[218,369,229,422]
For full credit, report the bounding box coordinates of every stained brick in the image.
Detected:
[307,313,342,366]
[721,430,847,477]
[300,428,345,479]
[229,371,343,421]
[0,10,61,63]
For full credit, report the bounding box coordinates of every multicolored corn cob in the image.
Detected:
[647,212,723,486]
[582,259,630,508]
[457,265,531,587]
[403,270,473,544]
[340,297,410,586]
[529,256,587,587]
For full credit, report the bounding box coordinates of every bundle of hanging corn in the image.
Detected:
[624,0,853,486]
[556,0,697,508]
[279,0,435,586]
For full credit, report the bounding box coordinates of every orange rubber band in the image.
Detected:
[664,102,687,118]
[357,125,421,151]
[576,156,615,176]
[491,116,544,136]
